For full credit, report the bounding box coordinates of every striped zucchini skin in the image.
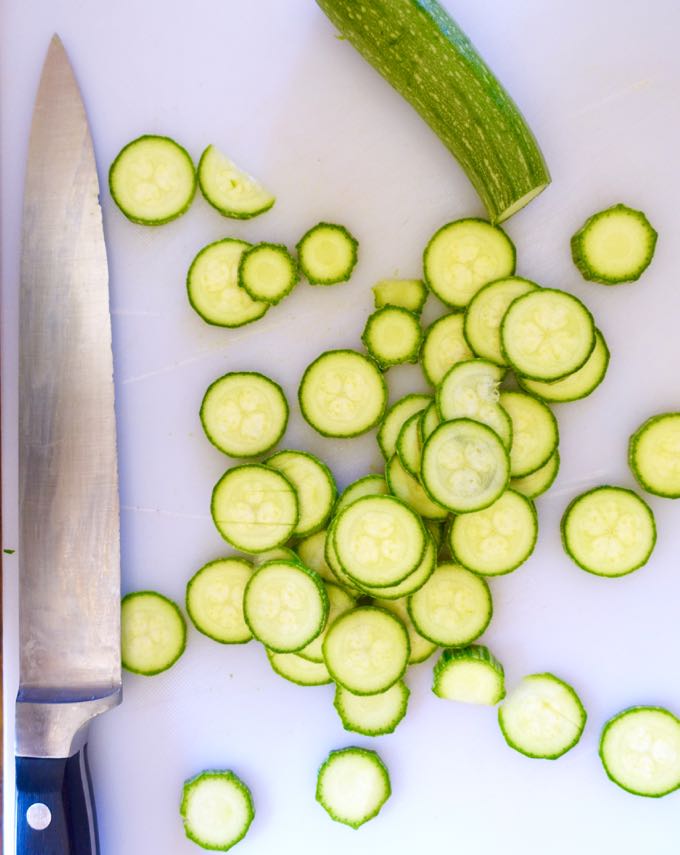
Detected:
[316,0,550,223]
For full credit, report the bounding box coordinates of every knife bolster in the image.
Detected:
[15,690,121,758]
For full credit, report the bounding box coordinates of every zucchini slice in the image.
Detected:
[356,533,436,600]
[211,464,298,553]
[395,411,423,478]
[362,306,422,368]
[499,391,559,478]
[185,558,253,644]
[297,581,355,663]
[297,222,358,284]
[200,371,288,459]
[375,597,438,664]
[253,547,300,566]
[267,650,332,686]
[629,412,680,498]
[109,135,196,225]
[561,486,656,577]
[511,450,560,499]
[424,219,516,308]
[433,645,505,705]
[334,681,410,736]
[238,242,299,304]
[501,288,595,381]
[336,474,389,515]
[419,401,441,442]
[437,358,511,448]
[377,393,432,459]
[121,591,186,676]
[464,276,539,365]
[421,313,473,387]
[315,0,550,223]
[373,278,427,314]
[187,238,269,328]
[571,203,658,284]
[181,770,254,851]
[298,349,387,438]
[499,673,587,759]
[295,530,337,583]
[316,747,391,828]
[600,706,680,797]
[243,560,328,652]
[197,144,275,219]
[266,449,337,538]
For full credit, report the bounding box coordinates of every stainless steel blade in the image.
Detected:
[18,35,121,741]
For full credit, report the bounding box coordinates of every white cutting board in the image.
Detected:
[3,1,680,852]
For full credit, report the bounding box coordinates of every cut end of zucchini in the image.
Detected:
[571,203,657,284]
[629,412,680,498]
[433,645,505,704]
[109,135,196,225]
[181,770,254,851]
[297,222,358,284]
[316,747,391,828]
[372,278,427,314]
[121,591,186,675]
[198,144,275,219]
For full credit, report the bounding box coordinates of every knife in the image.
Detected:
[15,35,121,855]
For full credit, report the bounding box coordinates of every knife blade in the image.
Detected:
[15,34,121,855]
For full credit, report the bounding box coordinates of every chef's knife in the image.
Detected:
[15,35,121,855]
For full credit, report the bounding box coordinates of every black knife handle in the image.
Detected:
[16,745,99,855]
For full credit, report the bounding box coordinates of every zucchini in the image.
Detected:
[295,530,337,583]
[386,454,448,521]
[362,306,422,367]
[238,242,299,304]
[121,591,186,676]
[599,706,680,797]
[395,411,423,478]
[561,486,656,578]
[200,371,288,459]
[315,0,550,223]
[253,547,299,566]
[511,450,560,499]
[424,219,516,308]
[377,393,431,459]
[109,135,196,225]
[334,680,410,736]
[316,747,391,828]
[629,412,680,498]
[336,473,389,515]
[421,313,473,387]
[297,581,355,663]
[197,144,275,219]
[181,770,254,851]
[297,222,358,284]
[571,203,657,284]
[499,391,558,478]
[267,650,332,686]
[433,645,505,705]
[375,597,438,664]
[185,558,253,644]
[355,533,436,600]
[498,673,586,759]
[298,349,387,437]
[373,278,427,313]
[419,401,440,442]
[266,449,337,538]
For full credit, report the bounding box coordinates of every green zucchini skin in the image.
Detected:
[316,0,550,223]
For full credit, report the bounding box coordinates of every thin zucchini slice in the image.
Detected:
[243,560,328,652]
[437,358,511,448]
[396,411,423,478]
[433,645,505,704]
[421,419,509,513]
[362,306,422,368]
[519,328,610,403]
[571,203,657,284]
[297,582,355,663]
[419,401,441,442]
[499,391,559,478]
[600,706,680,797]
[448,489,537,576]
[296,530,337,583]
[299,349,387,437]
[336,474,389,515]
[629,412,680,498]
[511,450,560,499]
[121,591,186,675]
[187,238,269,328]
[373,278,427,314]
[375,597,438,664]
[297,222,358,284]
[424,219,516,309]
[316,0,550,223]
[356,533,436,600]
[408,563,492,647]
[561,486,656,577]
[200,371,288,459]
[334,495,426,588]
[211,464,298,553]
[266,449,337,538]
[322,606,410,694]
[109,135,196,225]
[385,454,448,521]
[238,242,299,304]
[421,313,473,387]
[377,393,431,459]
[181,770,254,851]
[186,558,253,644]
[197,144,275,219]
[498,673,587,759]
[267,650,332,686]
[501,288,595,381]
[324,518,363,594]
[316,747,391,828]
[253,547,299,566]
[334,680,410,735]
[463,276,539,365]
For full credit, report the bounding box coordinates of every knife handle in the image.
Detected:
[15,745,99,855]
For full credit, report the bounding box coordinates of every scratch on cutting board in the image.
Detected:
[121,505,209,521]
[567,79,652,121]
